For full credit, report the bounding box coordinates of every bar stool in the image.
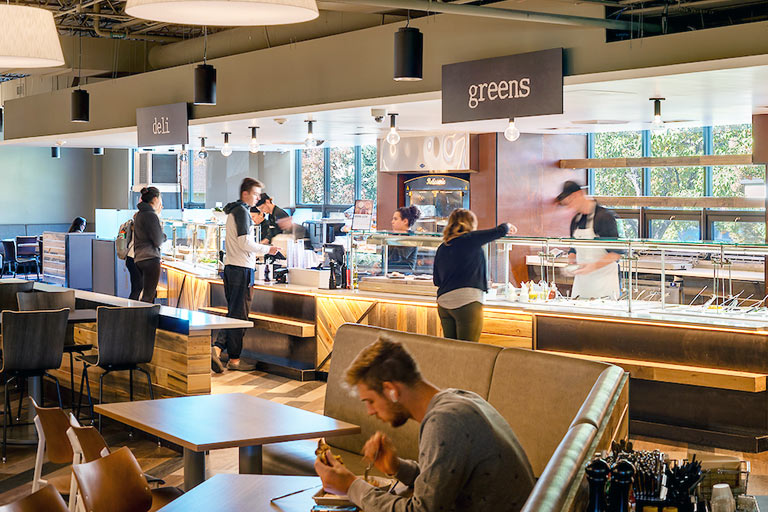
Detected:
[0,484,69,512]
[1,308,68,462]
[0,241,18,278]
[0,281,34,312]
[30,398,74,497]
[17,291,94,412]
[15,236,40,281]
[76,305,160,430]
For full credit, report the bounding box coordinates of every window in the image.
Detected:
[617,218,639,238]
[649,219,701,241]
[651,127,704,157]
[593,168,642,196]
[650,166,705,197]
[296,144,377,208]
[712,221,765,244]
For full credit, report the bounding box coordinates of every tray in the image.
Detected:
[313,477,394,506]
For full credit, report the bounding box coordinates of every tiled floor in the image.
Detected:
[0,368,767,505]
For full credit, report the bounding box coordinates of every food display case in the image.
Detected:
[404,175,469,233]
[161,220,225,275]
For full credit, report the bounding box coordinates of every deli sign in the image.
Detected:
[136,102,189,147]
[442,48,563,124]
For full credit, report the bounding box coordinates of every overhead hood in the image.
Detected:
[378,133,476,173]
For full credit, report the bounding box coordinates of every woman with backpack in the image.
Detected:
[132,187,165,303]
[121,215,143,301]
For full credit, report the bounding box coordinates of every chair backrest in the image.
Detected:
[15,236,38,257]
[0,484,69,512]
[325,323,503,460]
[17,290,76,311]
[0,281,34,312]
[1,309,69,372]
[67,425,109,463]
[31,398,74,465]
[72,447,153,512]
[1,240,17,265]
[96,305,160,367]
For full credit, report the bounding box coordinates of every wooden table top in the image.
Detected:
[94,393,360,451]
[157,474,323,511]
[0,309,97,324]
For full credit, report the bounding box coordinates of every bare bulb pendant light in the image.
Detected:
[197,137,208,160]
[194,28,216,106]
[179,143,188,162]
[125,0,318,26]
[0,5,64,68]
[71,36,89,123]
[249,126,260,154]
[221,132,232,157]
[304,120,318,148]
[386,113,400,145]
[650,97,665,128]
[394,15,422,82]
[504,119,520,142]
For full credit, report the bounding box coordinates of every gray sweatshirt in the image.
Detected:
[348,389,535,512]
[133,202,165,263]
[222,200,271,268]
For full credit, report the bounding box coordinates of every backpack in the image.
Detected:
[116,219,133,260]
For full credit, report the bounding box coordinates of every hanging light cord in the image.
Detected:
[203,26,208,64]
[78,33,82,89]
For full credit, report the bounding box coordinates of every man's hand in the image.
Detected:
[571,263,594,275]
[314,449,358,495]
[363,432,400,476]
[267,246,280,255]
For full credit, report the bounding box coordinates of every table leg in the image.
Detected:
[183,448,205,491]
[238,445,263,475]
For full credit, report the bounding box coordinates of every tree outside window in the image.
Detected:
[301,148,324,204]
[360,145,377,201]
[329,147,355,205]
[297,145,378,207]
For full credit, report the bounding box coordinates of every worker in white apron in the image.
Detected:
[570,213,621,299]
[556,180,622,300]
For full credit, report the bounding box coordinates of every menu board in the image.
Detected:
[351,199,373,231]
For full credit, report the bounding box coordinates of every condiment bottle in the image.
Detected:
[607,460,635,512]
[585,458,609,512]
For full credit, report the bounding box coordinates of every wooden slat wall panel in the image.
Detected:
[164,266,211,311]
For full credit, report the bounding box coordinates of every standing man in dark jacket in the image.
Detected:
[132,187,165,303]
[212,178,278,372]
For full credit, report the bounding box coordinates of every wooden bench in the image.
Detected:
[539,350,767,393]
[201,306,315,338]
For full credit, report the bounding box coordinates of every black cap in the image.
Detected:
[255,193,271,207]
[556,181,585,202]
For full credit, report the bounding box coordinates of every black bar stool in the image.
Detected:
[1,308,68,462]
[76,305,160,430]
[17,291,94,413]
[0,281,34,312]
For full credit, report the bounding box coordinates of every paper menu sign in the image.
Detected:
[351,199,373,231]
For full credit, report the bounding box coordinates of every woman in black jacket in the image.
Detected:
[433,209,516,342]
[132,187,164,303]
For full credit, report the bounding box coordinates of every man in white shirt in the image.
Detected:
[212,178,278,372]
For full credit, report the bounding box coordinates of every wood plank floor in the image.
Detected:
[1,368,768,505]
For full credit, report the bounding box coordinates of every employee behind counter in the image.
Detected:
[385,206,422,274]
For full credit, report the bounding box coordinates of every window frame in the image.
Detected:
[295,144,376,213]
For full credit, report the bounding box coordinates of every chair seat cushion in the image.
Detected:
[149,486,184,512]
[262,440,385,478]
[46,471,73,495]
[64,344,94,354]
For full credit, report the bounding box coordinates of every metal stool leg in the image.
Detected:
[14,378,23,422]
[129,369,133,402]
[3,377,12,463]
[137,367,155,400]
[98,370,109,433]
[68,352,75,412]
[46,373,63,410]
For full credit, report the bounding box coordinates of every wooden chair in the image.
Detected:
[0,484,68,512]
[76,306,160,429]
[17,291,94,412]
[30,398,74,497]
[15,237,40,281]
[2,309,68,462]
[72,447,182,512]
[0,281,34,312]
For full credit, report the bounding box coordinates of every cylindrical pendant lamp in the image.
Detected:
[194,64,216,105]
[71,89,90,123]
[51,147,61,158]
[93,147,105,156]
[394,26,423,82]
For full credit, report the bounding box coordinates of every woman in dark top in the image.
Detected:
[433,209,516,342]
[386,205,421,273]
[132,187,164,303]
[67,217,86,233]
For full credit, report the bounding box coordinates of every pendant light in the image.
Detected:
[220,132,232,157]
[394,15,423,82]
[71,36,89,123]
[194,28,216,106]
[650,97,665,128]
[504,119,520,142]
[386,113,400,145]
[249,126,260,154]
[126,0,318,26]
[304,120,319,148]
[0,5,65,68]
[179,144,188,162]
[51,146,61,159]
[93,148,104,156]
[197,137,208,160]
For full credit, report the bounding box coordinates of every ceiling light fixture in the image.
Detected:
[249,126,260,154]
[0,5,65,68]
[194,28,216,106]
[651,97,665,128]
[51,146,61,159]
[126,0,318,26]
[220,132,232,157]
[394,15,422,82]
[304,120,319,148]
[179,144,188,162]
[93,148,104,156]
[197,137,208,160]
[71,36,89,123]
[503,119,520,142]
[386,113,400,145]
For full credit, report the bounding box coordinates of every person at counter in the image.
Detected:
[386,206,421,274]
[556,180,621,299]
[68,217,86,233]
[433,209,516,342]
[133,187,165,304]
[255,193,290,243]
[212,178,278,373]
[314,336,535,512]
